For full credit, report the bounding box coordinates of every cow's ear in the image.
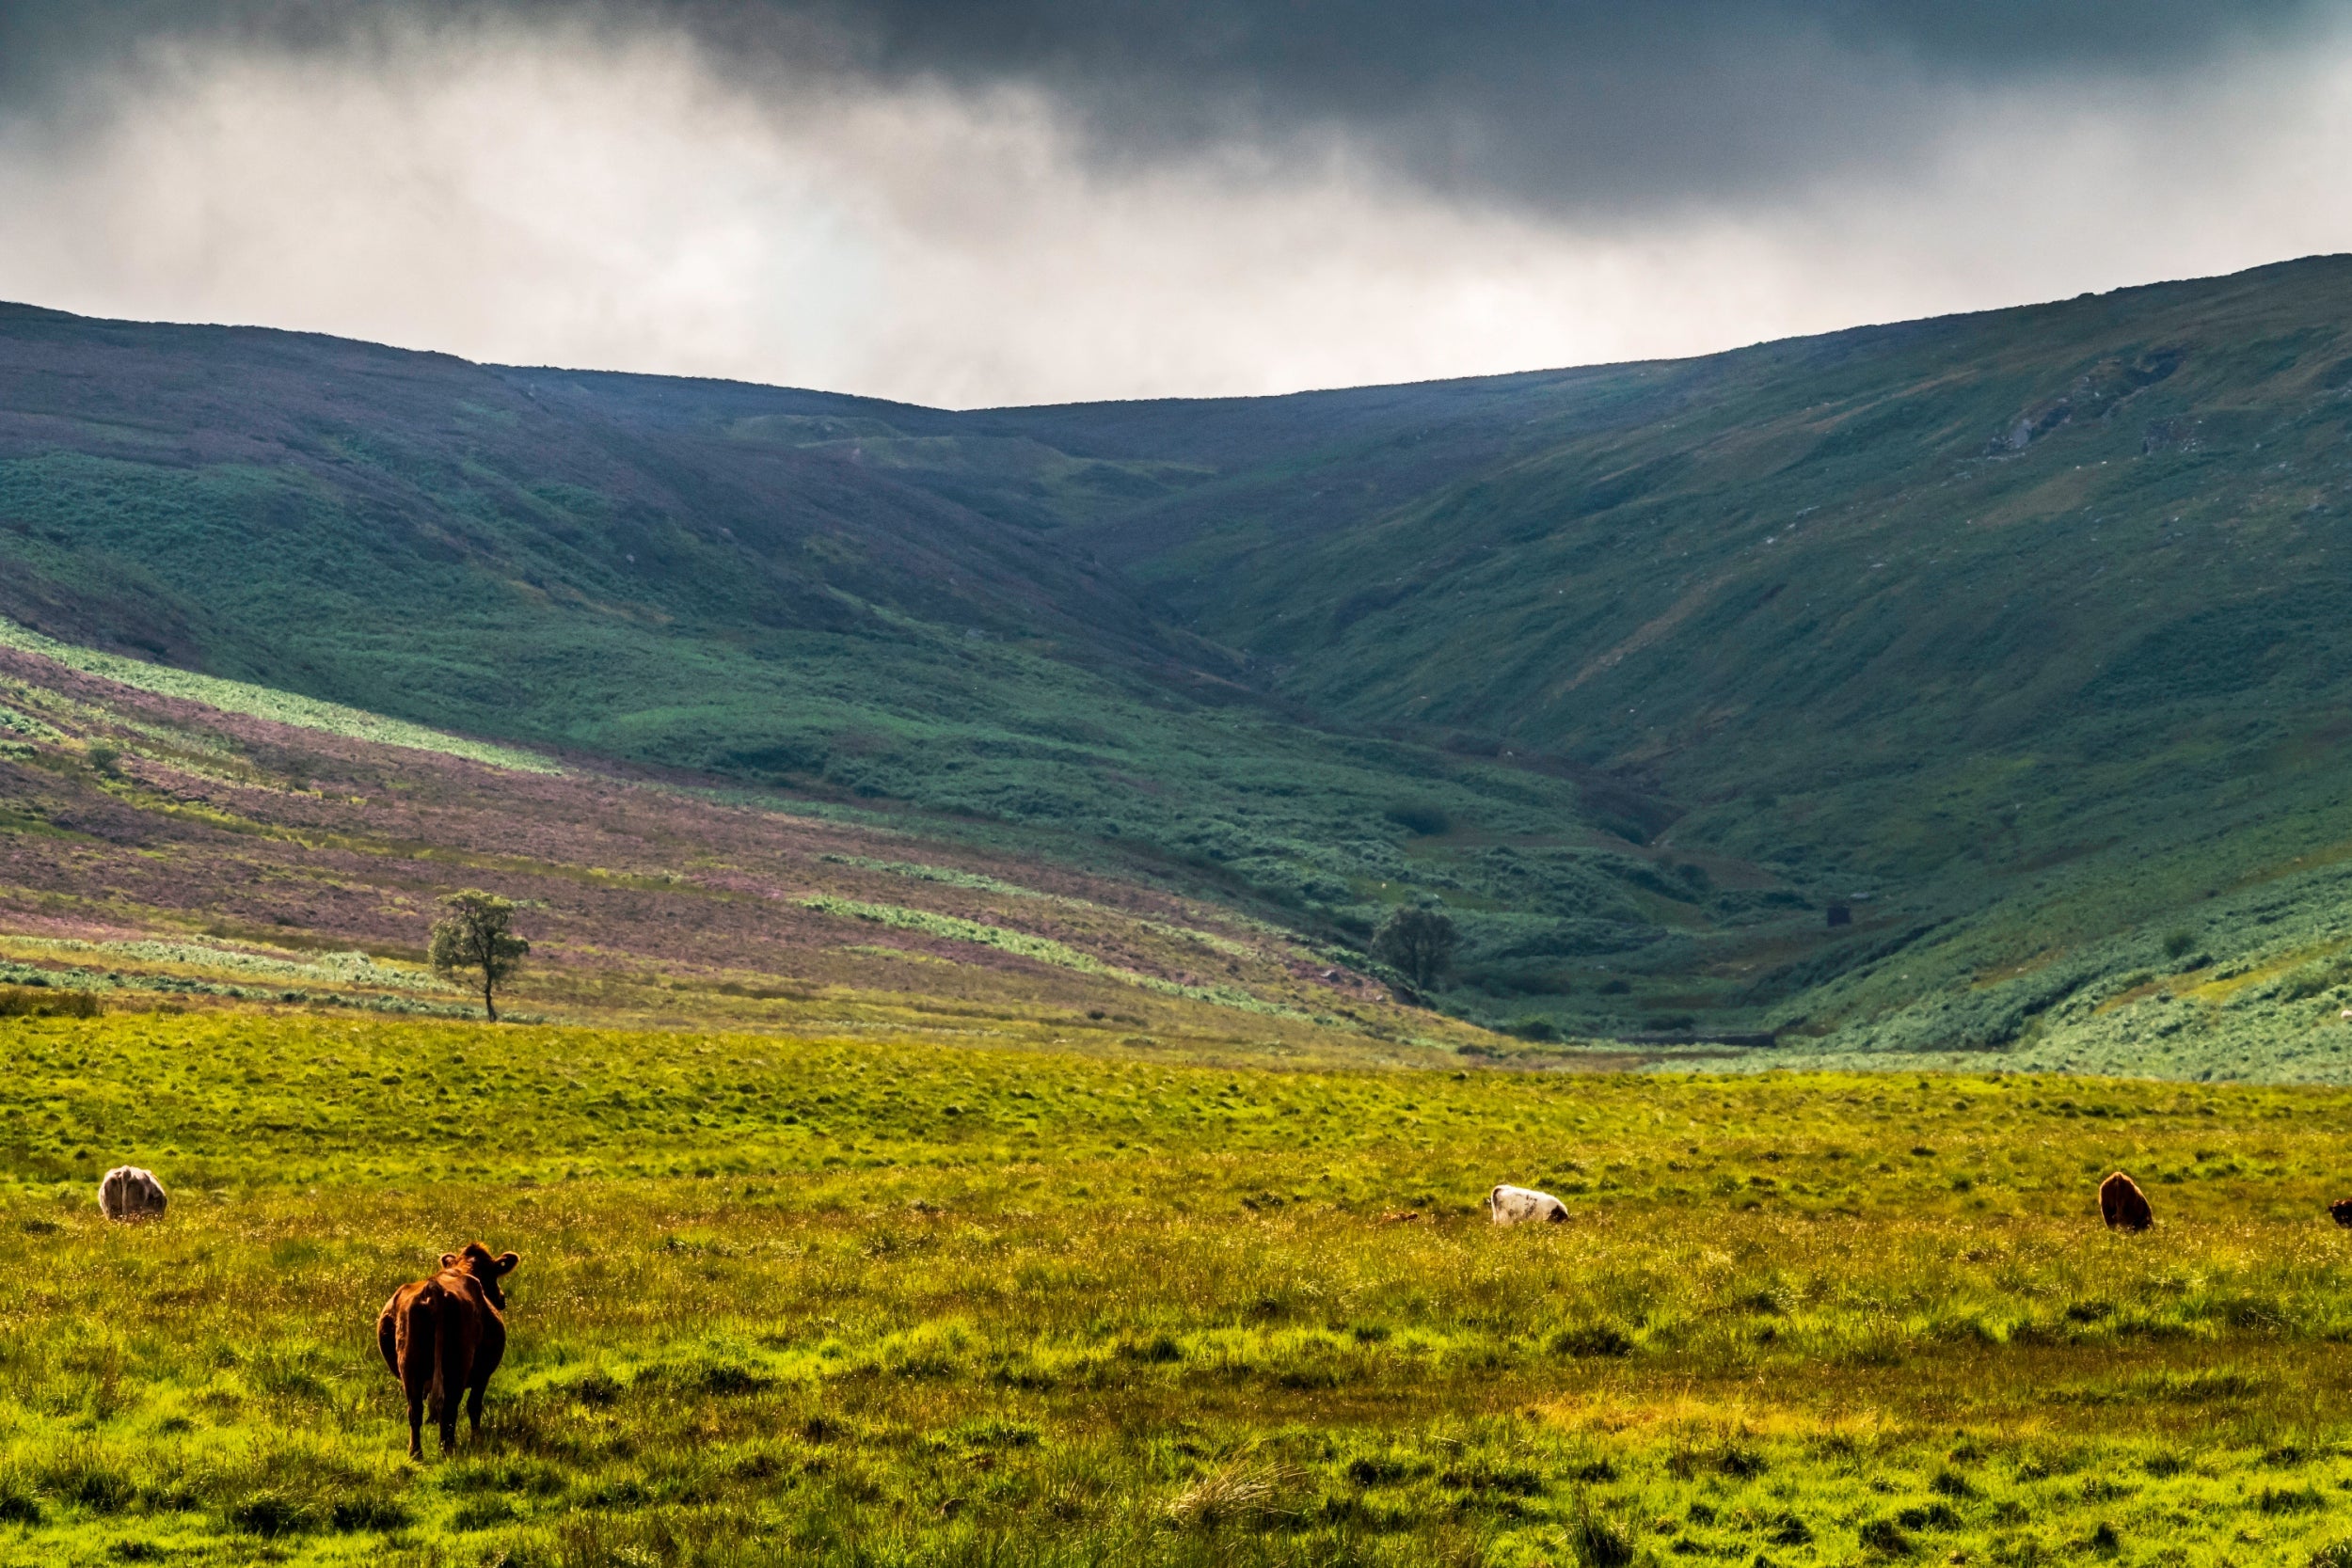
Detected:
[495,1251,520,1275]
[439,1252,460,1269]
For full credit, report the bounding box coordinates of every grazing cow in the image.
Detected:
[376,1243,520,1459]
[97,1166,167,1222]
[2330,1199,2352,1228]
[1489,1184,1569,1226]
[2099,1171,2153,1232]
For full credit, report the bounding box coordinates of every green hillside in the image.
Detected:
[1065,256,2352,1059]
[12,259,2352,1067]
[0,305,1661,1002]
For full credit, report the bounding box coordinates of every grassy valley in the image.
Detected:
[13,265,2352,1566]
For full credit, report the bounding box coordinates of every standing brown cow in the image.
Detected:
[376,1242,519,1459]
[2099,1172,2153,1232]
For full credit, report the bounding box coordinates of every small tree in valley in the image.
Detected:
[1373,905,1456,993]
[430,889,530,1022]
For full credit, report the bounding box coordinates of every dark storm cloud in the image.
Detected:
[779,0,2342,206]
[4,0,2342,212]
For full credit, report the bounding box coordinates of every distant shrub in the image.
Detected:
[1504,1017,1561,1041]
[429,889,531,1022]
[85,743,120,776]
[2162,929,2198,960]
[1373,906,1457,991]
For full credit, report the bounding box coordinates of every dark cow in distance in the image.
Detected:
[376,1242,520,1459]
[2099,1172,2153,1232]
[2331,1198,2352,1227]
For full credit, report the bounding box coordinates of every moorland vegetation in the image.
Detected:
[16,262,2352,1073]
[0,628,1502,1064]
[13,262,2352,1567]
[8,1010,2352,1565]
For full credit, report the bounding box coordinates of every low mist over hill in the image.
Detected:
[10,257,2352,1070]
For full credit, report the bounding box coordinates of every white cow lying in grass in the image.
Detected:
[99,1165,167,1222]
[1488,1184,1566,1225]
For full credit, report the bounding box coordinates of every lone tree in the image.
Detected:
[1373,905,1456,993]
[430,889,531,1022]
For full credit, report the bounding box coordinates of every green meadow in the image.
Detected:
[8,1009,2352,1564]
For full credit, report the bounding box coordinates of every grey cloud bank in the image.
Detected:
[2,2,2351,404]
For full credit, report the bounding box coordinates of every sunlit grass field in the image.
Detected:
[8,1009,2352,1565]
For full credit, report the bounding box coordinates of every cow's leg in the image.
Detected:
[469,1324,505,1441]
[437,1360,463,1455]
[437,1321,472,1455]
[435,1373,460,1455]
[402,1356,430,1462]
[399,1301,437,1461]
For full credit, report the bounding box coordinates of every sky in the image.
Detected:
[3,1,2351,407]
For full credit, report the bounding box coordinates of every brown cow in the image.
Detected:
[376,1242,519,1459]
[2330,1199,2352,1228]
[2099,1172,2153,1232]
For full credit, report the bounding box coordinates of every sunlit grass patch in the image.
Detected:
[7,1015,2352,1560]
[0,615,560,774]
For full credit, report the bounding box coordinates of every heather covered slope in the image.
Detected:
[0,623,1518,1065]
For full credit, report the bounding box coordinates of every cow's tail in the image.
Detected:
[376,1295,402,1380]
[431,1282,482,1427]
[418,1282,453,1419]
[395,1288,444,1419]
